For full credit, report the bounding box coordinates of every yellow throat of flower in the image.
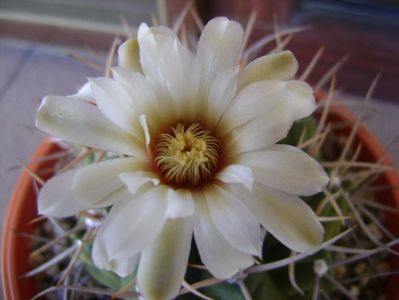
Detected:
[154,123,220,187]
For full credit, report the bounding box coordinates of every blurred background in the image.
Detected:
[0,1,398,285]
[1,0,399,100]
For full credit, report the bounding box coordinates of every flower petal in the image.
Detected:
[138,217,193,300]
[165,189,196,219]
[239,144,329,196]
[92,233,139,277]
[193,194,254,279]
[221,79,316,155]
[238,51,298,90]
[111,67,165,130]
[36,96,144,157]
[89,77,142,139]
[73,158,146,205]
[221,80,315,138]
[139,114,151,147]
[137,23,198,119]
[221,81,293,133]
[118,37,143,73]
[119,171,160,195]
[196,17,243,82]
[231,183,324,252]
[216,164,254,191]
[40,158,142,218]
[70,81,92,100]
[137,24,174,96]
[205,186,263,256]
[205,67,238,129]
[111,67,160,124]
[38,168,90,218]
[101,186,168,258]
[286,80,315,120]
[226,103,294,155]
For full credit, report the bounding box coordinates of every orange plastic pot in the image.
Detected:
[1,105,399,299]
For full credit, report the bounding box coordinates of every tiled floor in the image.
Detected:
[0,36,398,297]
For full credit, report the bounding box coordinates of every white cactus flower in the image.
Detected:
[36,17,329,300]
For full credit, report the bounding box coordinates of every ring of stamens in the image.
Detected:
[154,123,220,187]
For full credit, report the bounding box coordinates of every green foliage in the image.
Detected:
[247,272,285,300]
[199,280,245,300]
[281,116,317,147]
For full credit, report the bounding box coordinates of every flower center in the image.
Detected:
[154,123,220,187]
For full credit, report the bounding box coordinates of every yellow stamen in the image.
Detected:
[155,123,220,187]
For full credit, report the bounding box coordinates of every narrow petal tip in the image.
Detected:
[139,114,151,146]
[118,37,143,72]
[238,50,299,89]
[35,96,52,130]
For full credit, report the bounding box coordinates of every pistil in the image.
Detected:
[155,123,220,187]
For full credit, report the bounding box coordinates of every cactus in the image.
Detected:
[21,7,399,300]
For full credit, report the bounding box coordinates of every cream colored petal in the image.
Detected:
[216,164,254,191]
[92,232,139,277]
[157,38,199,116]
[205,67,238,129]
[119,171,160,195]
[286,80,315,120]
[223,80,316,155]
[165,189,195,219]
[138,217,193,300]
[193,195,254,279]
[205,186,263,256]
[40,159,137,218]
[139,114,151,147]
[231,183,324,252]
[38,168,89,218]
[196,17,243,82]
[118,37,143,73]
[239,145,329,196]
[102,186,168,258]
[137,24,175,94]
[70,81,92,100]
[221,80,315,136]
[36,96,144,158]
[112,67,157,110]
[238,51,298,90]
[112,68,166,130]
[138,23,176,41]
[221,81,290,133]
[72,158,146,205]
[89,77,142,139]
[226,103,294,155]
[137,23,198,119]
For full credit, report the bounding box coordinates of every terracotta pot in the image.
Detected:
[325,103,399,299]
[1,140,63,299]
[1,105,399,299]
